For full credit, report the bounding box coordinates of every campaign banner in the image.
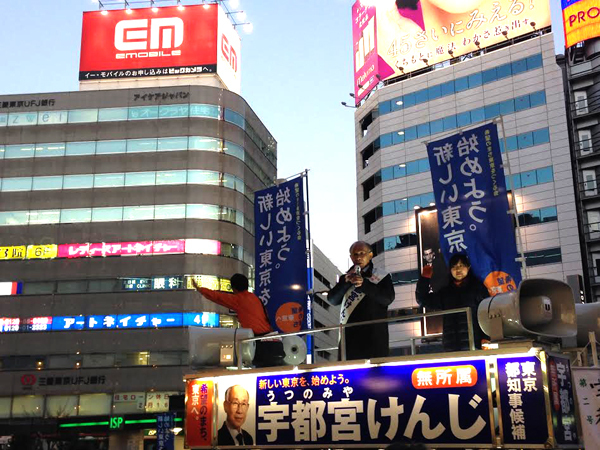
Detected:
[185,379,214,447]
[255,359,492,446]
[254,177,309,333]
[187,351,580,448]
[547,354,578,446]
[572,367,600,449]
[496,355,547,445]
[562,0,600,48]
[426,122,521,294]
[350,0,551,98]
[190,358,492,447]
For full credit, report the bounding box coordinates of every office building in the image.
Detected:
[0,3,342,448]
[354,30,583,353]
[560,37,600,302]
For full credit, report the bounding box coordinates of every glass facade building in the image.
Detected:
[353,32,583,354]
[0,85,279,442]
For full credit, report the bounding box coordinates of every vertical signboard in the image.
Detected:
[426,122,521,294]
[352,1,380,104]
[496,355,547,445]
[185,379,213,447]
[217,5,241,94]
[157,412,176,450]
[547,354,578,446]
[254,177,309,333]
[562,0,600,48]
[572,367,600,449]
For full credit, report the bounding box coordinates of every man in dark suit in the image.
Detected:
[217,385,254,446]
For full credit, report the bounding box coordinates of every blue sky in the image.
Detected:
[0,0,566,269]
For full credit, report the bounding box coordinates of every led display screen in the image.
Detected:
[562,0,600,48]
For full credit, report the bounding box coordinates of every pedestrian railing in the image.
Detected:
[235,307,474,369]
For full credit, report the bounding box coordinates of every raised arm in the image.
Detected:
[192,278,240,310]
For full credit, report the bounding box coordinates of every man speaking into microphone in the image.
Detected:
[328,241,395,360]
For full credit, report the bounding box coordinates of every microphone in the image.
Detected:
[354,265,361,276]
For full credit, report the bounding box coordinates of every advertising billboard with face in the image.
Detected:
[352,0,551,103]
[562,0,600,48]
[79,4,241,92]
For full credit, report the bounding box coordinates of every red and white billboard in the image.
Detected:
[79,4,241,92]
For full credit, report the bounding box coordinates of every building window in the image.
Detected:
[574,90,588,115]
[391,269,420,285]
[68,109,98,123]
[578,129,593,156]
[582,169,597,197]
[524,248,562,267]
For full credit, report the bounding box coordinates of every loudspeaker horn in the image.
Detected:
[188,327,255,368]
[478,278,577,341]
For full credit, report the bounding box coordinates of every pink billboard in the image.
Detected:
[352,0,380,104]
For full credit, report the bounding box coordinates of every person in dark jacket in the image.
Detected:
[416,253,490,351]
[328,241,395,360]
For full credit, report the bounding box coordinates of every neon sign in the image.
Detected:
[0,238,223,261]
[0,312,219,333]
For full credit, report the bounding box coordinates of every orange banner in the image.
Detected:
[411,364,478,389]
[185,379,214,447]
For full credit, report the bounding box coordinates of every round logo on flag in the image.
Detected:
[275,302,304,333]
[484,271,517,295]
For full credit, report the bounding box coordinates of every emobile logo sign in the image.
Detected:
[114,17,184,57]
[220,34,237,72]
[80,4,219,81]
[216,5,241,93]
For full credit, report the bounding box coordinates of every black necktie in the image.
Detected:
[236,433,244,446]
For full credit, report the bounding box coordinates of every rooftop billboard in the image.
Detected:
[562,0,600,48]
[79,4,241,93]
[352,0,551,104]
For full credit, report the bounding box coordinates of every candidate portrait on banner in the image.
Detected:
[217,377,257,446]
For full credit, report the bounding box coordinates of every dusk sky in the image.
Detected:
[0,0,566,269]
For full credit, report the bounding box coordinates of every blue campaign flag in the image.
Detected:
[254,176,309,333]
[426,123,521,294]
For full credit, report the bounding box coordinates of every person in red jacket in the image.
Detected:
[192,273,285,367]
